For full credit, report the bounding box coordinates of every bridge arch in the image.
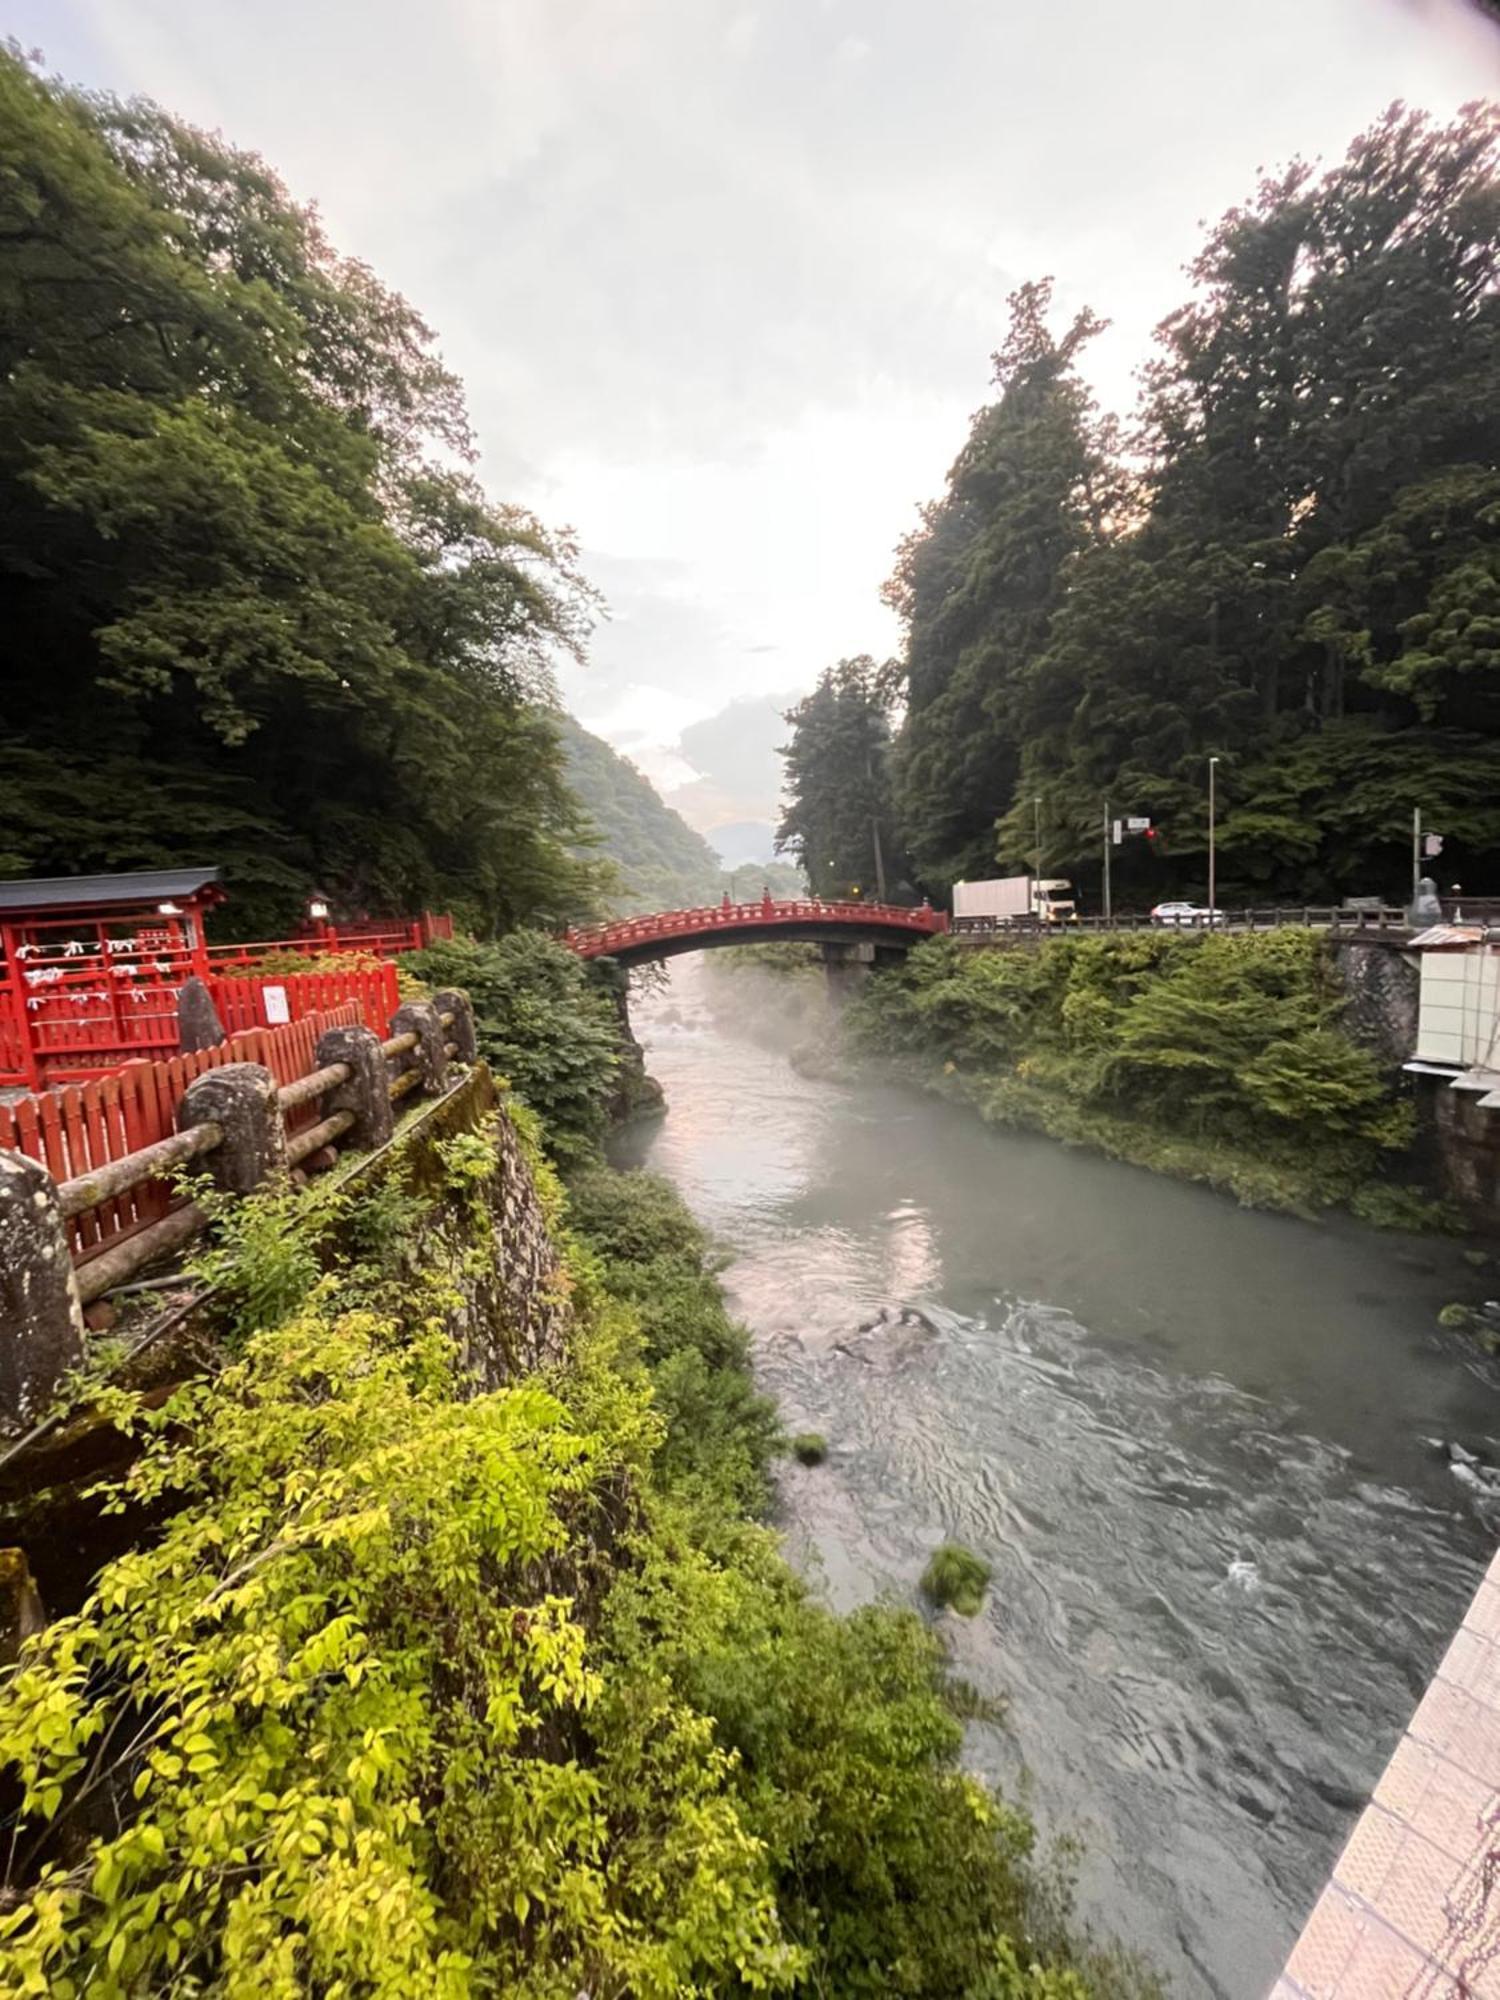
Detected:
[562,897,947,969]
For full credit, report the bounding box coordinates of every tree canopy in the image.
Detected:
[776,657,907,900]
[881,104,1500,908]
[0,48,601,935]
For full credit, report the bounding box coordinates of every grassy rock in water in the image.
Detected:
[922,1542,992,1616]
[791,1432,828,1465]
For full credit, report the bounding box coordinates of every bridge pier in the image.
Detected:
[594,962,664,1121]
[822,940,875,1009]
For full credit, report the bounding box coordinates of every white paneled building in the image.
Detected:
[1411,933,1500,1106]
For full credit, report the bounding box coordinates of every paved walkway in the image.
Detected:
[1277,1543,1500,1997]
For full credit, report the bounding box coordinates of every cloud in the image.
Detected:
[21,0,1499,813]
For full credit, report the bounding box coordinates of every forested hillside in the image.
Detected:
[0,50,601,936]
[781,103,1500,911]
[559,716,725,912]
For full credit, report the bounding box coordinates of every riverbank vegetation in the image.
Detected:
[848,930,1443,1223]
[0,1089,1147,1995]
[777,103,1500,911]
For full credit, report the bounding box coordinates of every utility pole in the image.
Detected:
[1034,796,1042,884]
[1412,806,1422,908]
[1103,799,1112,923]
[1208,756,1220,913]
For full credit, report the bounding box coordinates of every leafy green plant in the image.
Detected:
[791,1433,828,1465]
[0,1299,800,1997]
[922,1543,993,1616]
[181,1170,344,1343]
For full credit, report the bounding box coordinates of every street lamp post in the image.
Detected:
[1033,796,1042,884]
[1208,757,1220,916]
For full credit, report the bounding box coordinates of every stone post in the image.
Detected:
[392,1001,449,1096]
[433,988,479,1065]
[177,976,227,1053]
[177,1062,286,1193]
[0,1151,85,1434]
[314,1024,394,1151]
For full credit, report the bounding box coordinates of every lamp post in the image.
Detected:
[1033,796,1042,884]
[1207,757,1220,916]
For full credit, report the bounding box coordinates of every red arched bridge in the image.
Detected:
[562,896,948,968]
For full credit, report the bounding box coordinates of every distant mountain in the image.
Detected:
[560,717,724,914]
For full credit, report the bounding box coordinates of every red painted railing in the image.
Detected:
[563,897,948,959]
[0,1005,362,1268]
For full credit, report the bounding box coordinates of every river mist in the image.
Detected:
[613,956,1498,1998]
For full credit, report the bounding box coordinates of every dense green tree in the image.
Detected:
[886,282,1116,893]
[0,49,600,934]
[777,657,905,899]
[883,105,1500,907]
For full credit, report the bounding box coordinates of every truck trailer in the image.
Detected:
[951,877,1078,925]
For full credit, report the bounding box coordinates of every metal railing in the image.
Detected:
[951,905,1414,941]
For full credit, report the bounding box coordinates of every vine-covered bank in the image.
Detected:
[0,942,1147,1997]
[846,929,1443,1226]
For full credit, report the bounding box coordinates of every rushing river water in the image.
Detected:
[613,958,1500,1999]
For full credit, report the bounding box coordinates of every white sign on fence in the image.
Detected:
[1112,820,1123,844]
[1126,816,1151,832]
[262,984,291,1026]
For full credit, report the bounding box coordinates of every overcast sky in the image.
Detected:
[14,0,1499,838]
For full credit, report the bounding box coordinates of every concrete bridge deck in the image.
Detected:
[1278,1539,1500,1997]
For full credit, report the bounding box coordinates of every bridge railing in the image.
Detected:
[951,905,1414,940]
[564,898,948,957]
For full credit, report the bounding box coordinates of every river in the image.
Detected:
[612,958,1499,1999]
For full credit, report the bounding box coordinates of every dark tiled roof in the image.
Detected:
[0,868,224,914]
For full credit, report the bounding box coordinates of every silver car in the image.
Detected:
[1150,901,1224,928]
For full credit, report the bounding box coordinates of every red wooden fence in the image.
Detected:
[206,966,399,1040]
[0,960,399,1088]
[0,1004,362,1267]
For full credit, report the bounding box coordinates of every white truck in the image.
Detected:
[951,876,1078,926]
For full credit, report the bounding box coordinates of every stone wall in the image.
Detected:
[338,1063,569,1388]
[1322,938,1500,1233]
[1425,1081,1500,1231]
[1326,936,1421,1067]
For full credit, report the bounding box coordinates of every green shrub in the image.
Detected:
[791,1432,828,1464]
[402,931,618,1161]
[922,1542,993,1616]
